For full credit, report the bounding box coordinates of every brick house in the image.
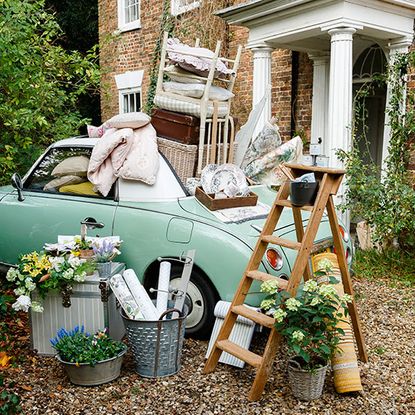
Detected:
[98,0,415,178]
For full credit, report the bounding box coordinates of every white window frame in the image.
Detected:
[118,88,142,114]
[117,0,141,32]
[115,70,144,114]
[171,0,200,16]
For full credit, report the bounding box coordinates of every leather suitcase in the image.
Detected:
[151,108,200,145]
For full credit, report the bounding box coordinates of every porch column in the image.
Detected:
[309,53,330,149]
[250,45,273,136]
[327,27,356,168]
[381,38,412,172]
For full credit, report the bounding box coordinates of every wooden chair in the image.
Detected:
[155,32,242,174]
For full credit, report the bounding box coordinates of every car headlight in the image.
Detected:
[339,225,350,243]
[266,248,283,271]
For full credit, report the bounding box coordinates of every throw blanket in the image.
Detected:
[88,123,159,196]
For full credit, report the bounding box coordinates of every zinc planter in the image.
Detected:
[96,261,113,278]
[56,344,127,386]
[288,357,328,401]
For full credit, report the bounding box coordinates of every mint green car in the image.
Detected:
[0,137,353,338]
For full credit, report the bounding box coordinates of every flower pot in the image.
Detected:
[287,357,328,401]
[79,249,94,260]
[96,262,112,278]
[56,344,127,386]
[290,181,319,206]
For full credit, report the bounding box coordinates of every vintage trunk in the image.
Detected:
[30,263,126,355]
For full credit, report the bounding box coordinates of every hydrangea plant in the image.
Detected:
[260,261,352,370]
[50,326,125,366]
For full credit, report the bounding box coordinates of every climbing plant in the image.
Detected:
[338,52,415,251]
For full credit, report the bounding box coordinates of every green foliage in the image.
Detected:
[0,377,21,415]
[260,263,351,370]
[353,248,415,287]
[0,0,100,184]
[50,326,125,366]
[338,52,415,251]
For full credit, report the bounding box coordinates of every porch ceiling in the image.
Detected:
[216,0,415,52]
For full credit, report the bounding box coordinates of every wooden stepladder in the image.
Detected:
[203,164,368,401]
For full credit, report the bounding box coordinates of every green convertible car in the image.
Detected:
[0,137,353,338]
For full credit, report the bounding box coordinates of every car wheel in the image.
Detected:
[150,265,218,340]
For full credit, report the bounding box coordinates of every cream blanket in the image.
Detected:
[88,123,159,196]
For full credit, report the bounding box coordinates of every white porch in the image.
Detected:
[217,0,415,173]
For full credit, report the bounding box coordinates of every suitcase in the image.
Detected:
[30,262,126,355]
[151,108,200,145]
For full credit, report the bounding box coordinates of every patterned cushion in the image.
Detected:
[154,94,229,118]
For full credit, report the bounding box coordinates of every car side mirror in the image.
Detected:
[11,173,25,202]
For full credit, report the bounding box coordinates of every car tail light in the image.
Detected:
[339,225,350,242]
[345,247,352,264]
[266,248,283,271]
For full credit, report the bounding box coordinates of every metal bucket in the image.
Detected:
[121,305,187,378]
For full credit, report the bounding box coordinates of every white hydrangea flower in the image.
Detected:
[14,287,26,296]
[318,285,337,298]
[6,268,20,282]
[303,280,318,292]
[31,301,44,313]
[68,255,81,268]
[62,268,74,280]
[260,279,280,294]
[73,272,86,283]
[50,256,65,272]
[342,294,353,303]
[260,298,275,311]
[12,295,32,312]
[286,298,302,311]
[273,308,287,323]
[25,278,36,292]
[317,258,334,270]
[310,296,321,306]
[292,330,305,342]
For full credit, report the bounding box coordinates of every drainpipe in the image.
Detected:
[291,51,300,137]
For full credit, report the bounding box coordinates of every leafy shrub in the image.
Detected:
[0,376,21,415]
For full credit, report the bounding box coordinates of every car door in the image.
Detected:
[0,145,118,265]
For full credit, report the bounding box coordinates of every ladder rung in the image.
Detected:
[232,305,275,328]
[216,339,262,368]
[275,200,314,211]
[262,235,301,250]
[246,271,288,290]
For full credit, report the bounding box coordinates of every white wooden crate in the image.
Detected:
[30,263,125,355]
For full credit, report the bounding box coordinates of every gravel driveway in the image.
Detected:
[8,277,415,414]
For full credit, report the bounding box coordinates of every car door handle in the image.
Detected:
[81,217,105,229]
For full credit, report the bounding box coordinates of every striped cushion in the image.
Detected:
[154,94,229,118]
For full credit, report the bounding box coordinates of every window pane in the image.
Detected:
[129,93,135,112]
[135,92,141,112]
[123,94,129,113]
[125,0,139,23]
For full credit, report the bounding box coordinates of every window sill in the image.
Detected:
[116,20,141,34]
[171,1,200,17]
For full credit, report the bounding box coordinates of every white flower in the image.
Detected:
[6,268,20,282]
[310,297,321,306]
[273,308,287,323]
[260,279,280,294]
[25,278,36,292]
[260,298,275,311]
[14,287,26,296]
[50,256,65,272]
[68,255,82,268]
[342,294,353,303]
[62,268,74,280]
[318,285,337,298]
[31,301,44,313]
[292,330,305,342]
[303,280,318,292]
[286,298,302,311]
[317,258,334,271]
[12,295,32,312]
[73,272,86,283]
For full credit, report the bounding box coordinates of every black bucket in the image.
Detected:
[290,181,319,206]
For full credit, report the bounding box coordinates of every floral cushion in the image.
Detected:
[51,156,90,177]
[106,112,151,129]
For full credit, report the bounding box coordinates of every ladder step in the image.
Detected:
[232,305,275,328]
[275,200,314,211]
[246,271,288,290]
[216,339,263,368]
[262,235,302,250]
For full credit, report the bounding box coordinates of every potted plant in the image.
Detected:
[93,239,121,278]
[50,326,127,386]
[6,247,95,311]
[260,266,352,401]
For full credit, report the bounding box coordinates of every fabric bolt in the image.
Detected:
[43,175,85,191]
[51,156,90,178]
[107,112,151,129]
[163,82,234,102]
[164,65,206,84]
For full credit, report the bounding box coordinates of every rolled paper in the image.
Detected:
[109,274,143,320]
[312,252,363,393]
[157,262,171,317]
[123,269,158,320]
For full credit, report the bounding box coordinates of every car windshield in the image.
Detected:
[24,146,114,199]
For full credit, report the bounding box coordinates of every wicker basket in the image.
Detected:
[288,358,328,401]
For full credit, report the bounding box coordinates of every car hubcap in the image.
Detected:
[170,279,204,329]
